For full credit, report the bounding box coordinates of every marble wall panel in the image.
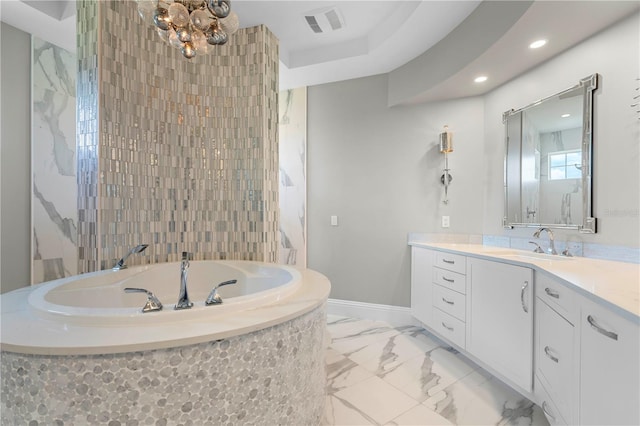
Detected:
[77,1,279,272]
[278,87,307,267]
[31,37,77,284]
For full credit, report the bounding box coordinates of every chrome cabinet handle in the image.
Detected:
[587,315,618,341]
[442,276,455,283]
[544,346,559,363]
[442,259,455,264]
[541,401,556,421]
[442,297,454,305]
[544,287,560,299]
[441,322,454,332]
[520,281,529,313]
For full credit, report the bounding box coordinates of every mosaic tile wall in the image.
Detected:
[31,37,78,283]
[1,304,327,425]
[77,1,280,273]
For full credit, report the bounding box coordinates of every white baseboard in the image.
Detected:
[327,298,420,327]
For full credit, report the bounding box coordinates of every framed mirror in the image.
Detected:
[503,74,598,233]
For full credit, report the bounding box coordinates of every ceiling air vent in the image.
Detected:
[304,7,345,34]
[305,15,323,33]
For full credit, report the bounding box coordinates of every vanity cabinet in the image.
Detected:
[579,296,640,425]
[466,258,533,392]
[410,244,639,425]
[410,247,434,328]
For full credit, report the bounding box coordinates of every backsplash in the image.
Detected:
[408,233,640,264]
[76,1,279,273]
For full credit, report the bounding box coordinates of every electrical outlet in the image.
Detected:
[442,216,450,228]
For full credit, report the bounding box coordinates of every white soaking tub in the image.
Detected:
[0,260,330,425]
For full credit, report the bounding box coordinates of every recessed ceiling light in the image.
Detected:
[474,76,488,83]
[529,39,547,49]
[561,113,571,118]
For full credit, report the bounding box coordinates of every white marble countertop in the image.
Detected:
[0,268,331,356]
[408,242,640,321]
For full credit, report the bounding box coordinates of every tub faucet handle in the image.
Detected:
[206,279,238,305]
[124,287,163,313]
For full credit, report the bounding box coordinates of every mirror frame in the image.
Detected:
[502,73,598,233]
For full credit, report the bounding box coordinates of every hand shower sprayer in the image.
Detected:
[113,244,149,270]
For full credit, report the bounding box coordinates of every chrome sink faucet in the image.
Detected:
[175,252,193,310]
[533,227,557,255]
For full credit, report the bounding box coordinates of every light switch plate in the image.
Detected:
[331,215,338,226]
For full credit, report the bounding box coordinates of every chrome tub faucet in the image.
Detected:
[533,227,557,255]
[113,244,148,270]
[175,252,193,310]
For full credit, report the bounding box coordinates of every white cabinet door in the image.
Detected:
[580,297,640,426]
[467,258,533,392]
[410,247,434,328]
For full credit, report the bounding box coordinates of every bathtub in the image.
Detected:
[28,260,302,326]
[1,261,330,425]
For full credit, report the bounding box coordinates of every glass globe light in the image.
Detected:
[168,2,190,27]
[153,8,171,31]
[190,9,211,31]
[181,41,196,59]
[177,27,192,43]
[219,11,239,35]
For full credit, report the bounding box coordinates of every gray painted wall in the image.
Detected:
[1,22,31,293]
[308,74,484,306]
[308,12,639,307]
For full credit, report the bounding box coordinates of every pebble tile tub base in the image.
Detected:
[0,305,327,425]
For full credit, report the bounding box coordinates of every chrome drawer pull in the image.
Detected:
[520,281,529,313]
[442,259,455,264]
[441,322,454,332]
[544,346,559,363]
[544,287,560,299]
[442,297,454,305]
[442,276,455,283]
[587,315,618,341]
[542,401,556,421]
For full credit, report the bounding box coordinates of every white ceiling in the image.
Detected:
[1,0,638,104]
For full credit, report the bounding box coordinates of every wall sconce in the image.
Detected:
[439,125,453,204]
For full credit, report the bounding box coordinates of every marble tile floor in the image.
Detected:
[324,315,550,426]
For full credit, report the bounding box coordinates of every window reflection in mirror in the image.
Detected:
[503,74,598,233]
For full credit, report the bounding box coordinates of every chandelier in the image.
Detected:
[136,0,239,59]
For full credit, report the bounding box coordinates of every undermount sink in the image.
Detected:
[500,252,574,262]
[479,249,574,262]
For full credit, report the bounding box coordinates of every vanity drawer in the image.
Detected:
[433,284,466,322]
[535,375,568,426]
[433,268,466,294]
[535,272,576,324]
[433,308,465,349]
[536,299,574,422]
[434,252,466,274]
